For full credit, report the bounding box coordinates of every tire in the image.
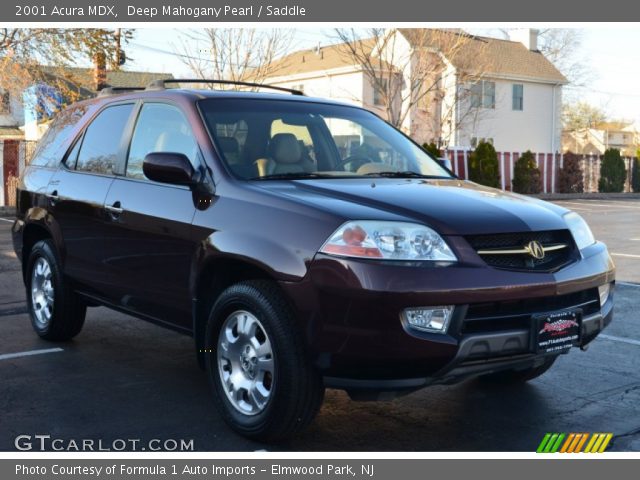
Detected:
[25,239,86,341]
[479,356,558,384]
[204,280,324,442]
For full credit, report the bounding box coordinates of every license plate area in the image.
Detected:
[534,309,582,354]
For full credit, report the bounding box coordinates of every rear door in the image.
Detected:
[100,102,201,329]
[46,102,135,293]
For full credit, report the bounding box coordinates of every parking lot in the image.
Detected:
[0,198,639,452]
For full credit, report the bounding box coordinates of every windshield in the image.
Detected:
[199,98,452,180]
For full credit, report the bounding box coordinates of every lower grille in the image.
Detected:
[466,230,576,272]
[461,288,600,335]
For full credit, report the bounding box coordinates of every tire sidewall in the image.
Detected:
[205,284,298,435]
[25,240,61,337]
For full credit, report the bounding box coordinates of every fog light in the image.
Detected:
[598,283,611,307]
[402,306,454,334]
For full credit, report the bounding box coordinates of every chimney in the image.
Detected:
[93,52,107,91]
[509,28,538,51]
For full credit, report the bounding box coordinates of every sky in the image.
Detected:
[122,27,640,125]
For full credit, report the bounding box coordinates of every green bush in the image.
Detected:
[598,148,626,193]
[422,142,441,158]
[468,141,500,188]
[557,151,584,193]
[632,154,640,193]
[512,151,542,194]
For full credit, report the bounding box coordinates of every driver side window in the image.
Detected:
[127,103,199,180]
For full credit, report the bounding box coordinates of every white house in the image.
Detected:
[259,29,567,153]
[563,121,639,156]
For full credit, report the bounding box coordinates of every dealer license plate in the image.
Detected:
[535,310,582,354]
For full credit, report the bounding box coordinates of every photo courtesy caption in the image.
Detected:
[16,464,374,477]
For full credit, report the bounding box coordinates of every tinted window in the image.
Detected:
[127,103,199,180]
[76,104,134,175]
[200,98,451,180]
[30,105,88,168]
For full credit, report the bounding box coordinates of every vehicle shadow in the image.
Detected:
[293,380,554,451]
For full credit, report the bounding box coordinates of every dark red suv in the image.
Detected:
[12,80,615,441]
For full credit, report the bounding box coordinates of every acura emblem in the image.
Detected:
[526,240,545,260]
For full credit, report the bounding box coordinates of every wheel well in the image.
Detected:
[193,258,274,366]
[21,223,52,280]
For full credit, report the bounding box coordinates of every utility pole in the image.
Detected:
[115,28,122,70]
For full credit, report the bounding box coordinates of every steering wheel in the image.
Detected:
[337,155,372,173]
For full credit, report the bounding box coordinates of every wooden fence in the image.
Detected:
[1,139,37,207]
[443,148,637,194]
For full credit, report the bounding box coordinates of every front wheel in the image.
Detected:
[205,280,324,442]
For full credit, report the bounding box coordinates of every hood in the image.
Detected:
[254,178,570,236]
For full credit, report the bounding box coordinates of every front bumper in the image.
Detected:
[280,241,615,395]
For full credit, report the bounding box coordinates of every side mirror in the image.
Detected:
[437,157,453,171]
[143,152,196,186]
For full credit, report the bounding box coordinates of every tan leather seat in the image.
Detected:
[263,133,314,175]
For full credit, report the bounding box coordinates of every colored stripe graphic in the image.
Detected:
[574,433,589,453]
[537,433,552,453]
[537,433,612,453]
[584,433,598,453]
[597,433,613,453]
[560,433,575,453]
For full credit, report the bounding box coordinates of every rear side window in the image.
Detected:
[30,105,88,168]
[126,103,199,180]
[76,104,134,175]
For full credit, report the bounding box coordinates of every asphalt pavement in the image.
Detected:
[0,199,638,452]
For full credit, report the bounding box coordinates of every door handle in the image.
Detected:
[105,201,123,217]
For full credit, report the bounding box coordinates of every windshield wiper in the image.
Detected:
[364,171,446,179]
[251,172,336,181]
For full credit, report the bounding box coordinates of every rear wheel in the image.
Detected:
[25,239,86,341]
[479,356,558,384]
[205,280,324,442]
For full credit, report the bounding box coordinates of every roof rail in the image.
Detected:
[145,79,305,96]
[98,86,145,97]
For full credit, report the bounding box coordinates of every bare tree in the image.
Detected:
[536,29,590,89]
[174,28,294,88]
[0,28,134,111]
[334,28,491,147]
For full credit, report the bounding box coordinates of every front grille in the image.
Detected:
[466,230,576,272]
[461,288,600,335]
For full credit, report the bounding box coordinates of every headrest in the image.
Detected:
[269,133,302,165]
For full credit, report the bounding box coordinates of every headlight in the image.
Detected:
[320,221,457,261]
[564,212,596,250]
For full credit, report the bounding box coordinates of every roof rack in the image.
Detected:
[98,86,145,97]
[145,79,305,96]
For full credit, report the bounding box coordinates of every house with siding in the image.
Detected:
[0,67,173,206]
[257,28,567,153]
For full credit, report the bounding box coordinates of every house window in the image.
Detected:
[373,87,384,106]
[512,84,524,111]
[470,80,495,109]
[0,91,10,114]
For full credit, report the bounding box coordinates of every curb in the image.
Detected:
[533,193,640,201]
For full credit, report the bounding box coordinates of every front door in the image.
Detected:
[101,102,201,329]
